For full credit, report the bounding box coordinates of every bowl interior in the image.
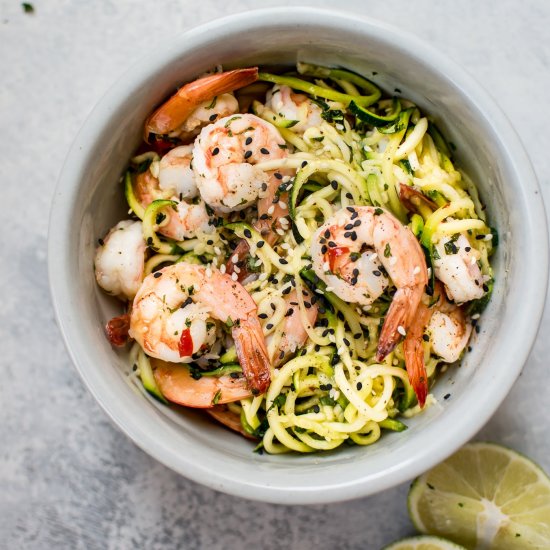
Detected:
[49,9,547,503]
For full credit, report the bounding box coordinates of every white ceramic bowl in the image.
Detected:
[49,8,548,504]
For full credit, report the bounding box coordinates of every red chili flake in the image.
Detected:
[105,314,130,346]
[327,246,350,272]
[178,327,194,357]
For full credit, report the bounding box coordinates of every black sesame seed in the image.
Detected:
[97,238,104,246]
[209,113,218,121]
[354,333,361,340]
[313,405,320,413]
[274,172,282,180]
[260,147,270,155]
[259,213,269,220]
[344,224,354,230]
[482,284,489,292]
[331,180,338,190]
[444,393,451,400]
[212,147,220,156]
[350,232,358,241]
[373,270,382,277]
[344,231,352,238]
[346,206,355,213]
[230,372,240,379]
[282,286,292,295]
[475,234,485,240]
[285,308,294,317]
[266,323,273,330]
[337,311,345,321]
[322,329,329,337]
[422,334,430,342]
[301,160,308,168]
[153,272,162,278]
[318,306,326,314]
[328,241,337,248]
[345,192,353,199]
[304,302,311,309]
[245,136,253,145]
[259,313,268,319]
[207,239,214,245]
[343,337,350,346]
[257,240,265,248]
[351,211,359,220]
[270,303,276,310]
[321,245,328,254]
[475,325,480,334]
[324,229,331,239]
[353,220,361,227]
[244,150,252,159]
[465,246,471,252]
[279,258,288,264]
[356,382,363,390]
[243,228,252,238]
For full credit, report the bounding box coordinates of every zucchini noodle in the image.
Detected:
[102,62,496,455]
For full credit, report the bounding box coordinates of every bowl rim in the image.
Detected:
[48,7,549,504]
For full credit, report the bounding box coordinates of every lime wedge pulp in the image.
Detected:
[408,442,550,549]
[383,535,467,550]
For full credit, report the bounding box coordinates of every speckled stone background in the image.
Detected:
[1,1,549,548]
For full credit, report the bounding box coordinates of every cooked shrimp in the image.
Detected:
[193,113,287,213]
[145,67,258,136]
[311,206,428,360]
[271,289,319,365]
[134,147,213,240]
[265,85,323,133]
[130,262,270,393]
[178,93,239,136]
[403,283,472,407]
[151,359,251,408]
[95,220,145,300]
[433,233,485,303]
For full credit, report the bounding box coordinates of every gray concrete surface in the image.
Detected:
[1,1,549,548]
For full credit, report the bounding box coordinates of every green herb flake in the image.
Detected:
[22,2,34,13]
[212,390,222,405]
[384,243,392,257]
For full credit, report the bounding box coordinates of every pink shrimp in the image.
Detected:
[145,67,258,137]
[130,262,271,394]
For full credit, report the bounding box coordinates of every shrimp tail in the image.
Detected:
[377,287,419,361]
[403,302,432,408]
[232,316,271,394]
[145,67,259,136]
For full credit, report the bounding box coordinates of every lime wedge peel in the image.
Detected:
[382,535,467,549]
[408,442,550,549]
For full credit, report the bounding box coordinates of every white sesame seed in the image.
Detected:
[267,205,275,215]
[211,257,218,267]
[471,313,480,320]
[231,254,239,264]
[323,262,330,271]
[413,266,420,275]
[279,201,287,209]
[234,266,241,274]
[484,234,493,241]
[337,346,346,356]
[427,267,432,277]
[286,183,293,191]
[231,272,238,281]
[259,272,267,281]
[369,253,378,262]
[470,256,477,265]
[328,334,336,343]
[389,257,397,266]
[281,243,290,250]
[397,325,407,336]
[255,259,262,267]
[335,124,345,131]
[214,246,221,255]
[325,286,334,292]
[315,289,324,294]
[276,228,285,236]
[282,175,291,183]
[392,358,399,365]
[220,264,226,274]
[206,267,212,278]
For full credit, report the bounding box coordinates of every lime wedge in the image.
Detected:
[383,535,467,549]
[408,442,550,549]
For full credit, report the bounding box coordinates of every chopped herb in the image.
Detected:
[22,2,34,13]
[212,390,222,405]
[384,243,392,257]
[374,208,383,216]
[206,96,217,109]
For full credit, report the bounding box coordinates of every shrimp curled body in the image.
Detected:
[129,262,271,393]
[311,206,428,360]
[193,114,287,213]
